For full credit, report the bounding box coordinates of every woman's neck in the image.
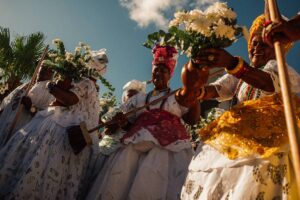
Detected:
[153,87,169,92]
[152,87,170,96]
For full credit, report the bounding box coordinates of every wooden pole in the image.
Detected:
[88,68,223,133]
[267,0,300,192]
[3,45,49,145]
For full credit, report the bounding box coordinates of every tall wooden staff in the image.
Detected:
[3,45,49,145]
[266,0,300,192]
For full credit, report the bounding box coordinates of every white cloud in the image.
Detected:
[194,0,220,9]
[120,0,220,29]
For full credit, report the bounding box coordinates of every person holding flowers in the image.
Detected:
[98,79,147,157]
[86,44,203,200]
[0,40,107,199]
[181,13,300,200]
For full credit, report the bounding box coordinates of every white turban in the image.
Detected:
[88,49,108,78]
[122,80,146,103]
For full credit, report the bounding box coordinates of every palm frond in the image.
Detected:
[0,26,13,70]
[12,32,45,80]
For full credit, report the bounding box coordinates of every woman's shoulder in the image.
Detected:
[131,91,147,102]
[74,77,96,91]
[74,77,93,86]
[264,59,299,75]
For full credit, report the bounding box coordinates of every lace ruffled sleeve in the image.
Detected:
[0,83,27,111]
[120,92,147,123]
[263,60,300,94]
[70,78,95,101]
[209,74,239,102]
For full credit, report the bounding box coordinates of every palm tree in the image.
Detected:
[0,26,45,101]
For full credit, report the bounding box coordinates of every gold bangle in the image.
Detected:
[197,87,206,100]
[225,57,244,75]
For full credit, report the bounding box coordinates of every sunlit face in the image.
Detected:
[249,34,276,68]
[152,64,170,90]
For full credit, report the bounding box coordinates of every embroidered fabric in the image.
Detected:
[199,93,300,159]
[38,78,99,129]
[122,109,190,146]
[210,59,300,104]
[27,80,54,110]
[120,91,191,151]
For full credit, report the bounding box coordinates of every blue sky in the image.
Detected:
[0,0,299,101]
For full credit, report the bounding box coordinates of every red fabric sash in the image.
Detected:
[121,109,189,146]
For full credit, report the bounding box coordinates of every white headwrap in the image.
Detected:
[88,49,109,78]
[122,79,146,103]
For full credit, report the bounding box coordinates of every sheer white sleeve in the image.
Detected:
[120,92,146,123]
[70,78,95,100]
[263,60,300,94]
[209,74,239,102]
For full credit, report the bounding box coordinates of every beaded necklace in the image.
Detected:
[145,88,171,111]
[234,65,265,102]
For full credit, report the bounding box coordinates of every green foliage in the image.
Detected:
[43,40,96,81]
[144,26,243,61]
[43,39,118,119]
[98,75,117,117]
[0,26,45,94]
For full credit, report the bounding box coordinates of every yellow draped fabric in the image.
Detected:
[199,93,300,159]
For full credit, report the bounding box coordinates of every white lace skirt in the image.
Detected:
[181,143,298,200]
[86,142,193,200]
[0,112,91,199]
[0,105,32,147]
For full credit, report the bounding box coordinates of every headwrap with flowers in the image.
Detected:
[152,45,178,77]
[248,14,293,53]
[88,49,109,78]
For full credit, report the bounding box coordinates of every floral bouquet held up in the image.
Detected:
[144,2,244,63]
[144,2,245,106]
[43,39,94,91]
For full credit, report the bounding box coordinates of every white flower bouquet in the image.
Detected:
[144,2,244,61]
[43,39,94,81]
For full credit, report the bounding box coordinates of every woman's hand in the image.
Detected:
[263,15,300,45]
[194,48,237,69]
[112,112,128,128]
[104,112,128,135]
[46,81,79,106]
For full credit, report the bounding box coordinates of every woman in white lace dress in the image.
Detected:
[98,79,147,156]
[181,15,300,200]
[0,73,100,199]
[86,45,202,200]
[0,65,54,147]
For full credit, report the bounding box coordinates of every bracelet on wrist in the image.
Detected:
[263,20,273,28]
[225,56,248,78]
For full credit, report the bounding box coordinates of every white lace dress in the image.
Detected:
[181,60,300,200]
[0,78,99,199]
[86,90,194,200]
[0,81,54,147]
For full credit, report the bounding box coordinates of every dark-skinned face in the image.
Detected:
[249,34,276,68]
[152,64,171,90]
[126,89,139,99]
[123,89,139,103]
